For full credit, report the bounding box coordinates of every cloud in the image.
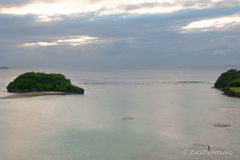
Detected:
[181,14,240,32]
[204,35,240,54]
[1,0,239,21]
[23,42,58,46]
[22,36,100,46]
[1,0,240,67]
[206,35,239,49]
[104,40,129,54]
[213,50,225,54]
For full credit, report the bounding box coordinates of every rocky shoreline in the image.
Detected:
[8,88,84,94]
[225,91,240,97]
[214,87,240,98]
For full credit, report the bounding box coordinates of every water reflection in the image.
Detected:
[0,66,240,160]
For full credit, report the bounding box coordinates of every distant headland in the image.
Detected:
[214,69,240,97]
[0,67,8,69]
[7,72,84,94]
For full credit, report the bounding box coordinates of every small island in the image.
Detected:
[214,69,240,97]
[7,72,84,94]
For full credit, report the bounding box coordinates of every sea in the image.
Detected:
[0,65,240,160]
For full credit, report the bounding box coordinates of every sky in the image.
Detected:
[0,0,240,67]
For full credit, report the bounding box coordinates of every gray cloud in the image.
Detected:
[204,35,240,55]
[1,0,240,67]
[0,0,30,6]
[0,0,63,7]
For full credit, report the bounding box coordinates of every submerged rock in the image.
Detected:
[121,117,135,120]
[214,124,231,128]
[0,67,8,69]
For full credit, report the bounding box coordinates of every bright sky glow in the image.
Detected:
[121,0,175,4]
[23,42,58,46]
[57,36,99,46]
[127,6,183,14]
[0,0,215,19]
[0,2,101,15]
[182,16,240,32]
[22,36,99,47]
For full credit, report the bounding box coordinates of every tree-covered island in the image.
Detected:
[214,69,240,97]
[7,72,84,94]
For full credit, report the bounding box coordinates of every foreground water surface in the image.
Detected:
[0,66,240,160]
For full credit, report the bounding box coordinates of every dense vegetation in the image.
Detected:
[7,72,84,94]
[229,87,240,93]
[214,69,240,93]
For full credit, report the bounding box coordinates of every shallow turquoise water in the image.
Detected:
[0,66,240,160]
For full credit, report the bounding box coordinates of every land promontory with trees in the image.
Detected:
[214,69,240,97]
[7,72,84,94]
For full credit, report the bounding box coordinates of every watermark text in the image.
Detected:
[183,149,233,156]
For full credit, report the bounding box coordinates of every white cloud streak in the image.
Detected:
[22,36,100,47]
[23,42,58,46]
[181,15,240,32]
[1,0,235,20]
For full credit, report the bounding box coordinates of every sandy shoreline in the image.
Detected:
[0,92,72,99]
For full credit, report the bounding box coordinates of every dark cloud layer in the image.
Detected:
[0,0,240,67]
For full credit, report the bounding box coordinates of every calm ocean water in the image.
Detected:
[0,66,240,160]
